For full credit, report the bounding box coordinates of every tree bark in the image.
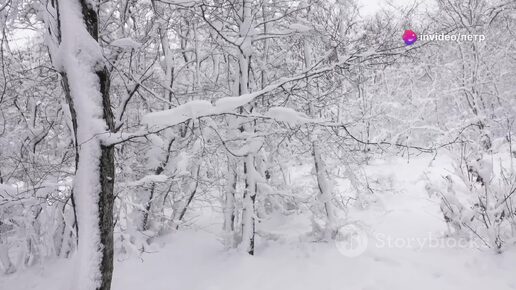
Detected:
[312,142,337,240]
[46,1,115,289]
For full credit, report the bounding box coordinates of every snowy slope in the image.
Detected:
[2,155,516,290]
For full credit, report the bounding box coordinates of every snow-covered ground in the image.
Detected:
[3,155,516,290]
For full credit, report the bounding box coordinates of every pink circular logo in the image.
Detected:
[402,29,417,45]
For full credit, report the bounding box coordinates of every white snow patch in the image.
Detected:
[110,38,142,49]
[265,107,312,125]
[4,156,516,290]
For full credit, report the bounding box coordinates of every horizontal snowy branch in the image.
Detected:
[142,55,367,129]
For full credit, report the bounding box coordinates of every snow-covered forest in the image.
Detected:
[1,0,516,289]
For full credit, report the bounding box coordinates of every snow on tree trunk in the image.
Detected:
[139,1,176,235]
[45,1,115,289]
[312,142,338,240]
[241,154,257,255]
[302,13,338,240]
[223,163,237,249]
[0,242,16,274]
[236,0,259,255]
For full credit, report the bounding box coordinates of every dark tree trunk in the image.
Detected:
[242,157,256,255]
[51,1,116,289]
[176,164,201,228]
[60,73,80,242]
[141,138,175,232]
[89,54,115,290]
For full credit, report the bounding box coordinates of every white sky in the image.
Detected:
[359,0,433,17]
[6,0,429,49]
[361,0,396,16]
